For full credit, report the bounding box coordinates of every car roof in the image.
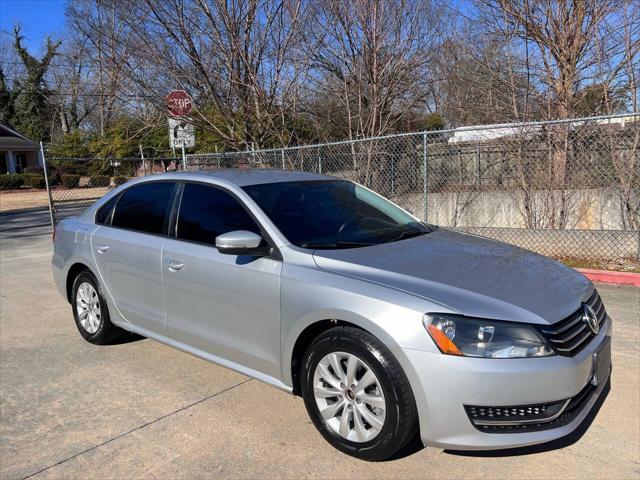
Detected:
[169,168,337,187]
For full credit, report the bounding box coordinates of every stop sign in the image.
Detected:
[165,90,193,117]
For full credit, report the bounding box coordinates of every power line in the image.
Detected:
[47,91,162,99]
[0,60,173,72]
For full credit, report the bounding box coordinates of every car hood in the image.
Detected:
[312,228,593,325]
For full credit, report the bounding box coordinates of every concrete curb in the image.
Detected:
[577,268,640,287]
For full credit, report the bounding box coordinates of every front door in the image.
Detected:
[162,182,282,378]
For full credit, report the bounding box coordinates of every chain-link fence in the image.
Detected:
[44,113,639,264]
[44,156,184,220]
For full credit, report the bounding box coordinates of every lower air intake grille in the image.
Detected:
[465,382,597,433]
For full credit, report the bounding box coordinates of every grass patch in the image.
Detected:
[559,257,640,273]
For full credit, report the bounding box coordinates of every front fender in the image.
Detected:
[281,308,406,386]
[279,264,440,384]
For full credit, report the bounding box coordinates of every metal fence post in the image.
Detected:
[475,143,481,187]
[391,156,395,195]
[40,142,55,229]
[281,149,285,169]
[318,146,322,174]
[139,144,146,175]
[423,132,428,222]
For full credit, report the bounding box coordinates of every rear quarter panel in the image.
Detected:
[52,217,99,300]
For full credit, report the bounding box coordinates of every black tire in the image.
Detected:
[300,326,418,461]
[71,270,123,345]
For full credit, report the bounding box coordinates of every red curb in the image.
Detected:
[577,268,640,287]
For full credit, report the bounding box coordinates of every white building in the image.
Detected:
[0,124,44,174]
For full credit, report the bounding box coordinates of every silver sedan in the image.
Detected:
[52,169,611,460]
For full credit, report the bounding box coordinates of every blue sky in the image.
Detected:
[0,0,66,52]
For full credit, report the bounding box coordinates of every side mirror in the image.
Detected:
[215,230,269,256]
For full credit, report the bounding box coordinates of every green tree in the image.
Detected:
[0,67,16,126]
[423,113,445,131]
[48,129,93,158]
[11,26,61,141]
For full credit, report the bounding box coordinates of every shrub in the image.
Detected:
[61,174,80,188]
[22,174,47,189]
[56,164,78,177]
[47,171,59,185]
[26,166,57,184]
[0,175,24,191]
[113,175,129,186]
[89,175,111,187]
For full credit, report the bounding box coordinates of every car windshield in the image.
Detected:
[242,180,433,249]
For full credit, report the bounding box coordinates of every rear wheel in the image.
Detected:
[71,270,123,344]
[300,326,418,461]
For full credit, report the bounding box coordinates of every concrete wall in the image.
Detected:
[390,188,639,260]
[392,188,634,230]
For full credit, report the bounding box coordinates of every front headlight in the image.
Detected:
[423,313,555,358]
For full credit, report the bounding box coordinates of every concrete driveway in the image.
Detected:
[1,227,638,479]
[0,207,51,239]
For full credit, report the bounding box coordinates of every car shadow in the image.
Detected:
[387,378,611,461]
[107,331,146,345]
[386,429,427,460]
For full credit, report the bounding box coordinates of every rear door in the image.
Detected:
[162,182,282,378]
[91,181,177,335]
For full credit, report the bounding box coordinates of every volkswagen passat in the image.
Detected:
[52,169,611,460]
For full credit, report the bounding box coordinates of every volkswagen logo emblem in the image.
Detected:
[582,304,599,334]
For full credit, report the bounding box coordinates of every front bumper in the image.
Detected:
[403,316,611,450]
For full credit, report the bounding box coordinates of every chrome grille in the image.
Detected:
[540,290,607,357]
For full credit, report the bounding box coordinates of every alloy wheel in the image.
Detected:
[313,351,386,442]
[76,282,101,334]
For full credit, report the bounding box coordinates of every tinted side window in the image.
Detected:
[95,194,119,225]
[111,182,175,234]
[177,183,259,245]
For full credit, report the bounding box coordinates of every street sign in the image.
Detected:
[165,90,193,117]
[168,117,195,149]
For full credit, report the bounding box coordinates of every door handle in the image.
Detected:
[96,245,110,254]
[164,259,184,272]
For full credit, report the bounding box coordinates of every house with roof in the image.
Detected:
[0,124,44,174]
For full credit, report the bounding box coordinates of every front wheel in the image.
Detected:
[300,326,418,461]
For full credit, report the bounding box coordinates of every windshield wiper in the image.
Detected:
[384,229,428,243]
[300,241,374,249]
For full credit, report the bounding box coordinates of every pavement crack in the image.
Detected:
[19,378,252,480]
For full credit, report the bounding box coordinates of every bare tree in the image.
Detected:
[477,0,637,188]
[67,0,136,137]
[302,0,443,186]
[306,0,441,141]
[51,36,99,134]
[111,0,307,150]
[431,36,539,126]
